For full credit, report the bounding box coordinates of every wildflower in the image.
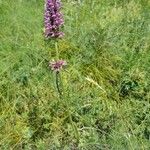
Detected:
[44,0,64,38]
[49,60,67,72]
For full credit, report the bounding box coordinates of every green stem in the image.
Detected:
[56,72,62,97]
[55,41,59,59]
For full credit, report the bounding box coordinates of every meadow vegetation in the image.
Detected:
[0,0,150,149]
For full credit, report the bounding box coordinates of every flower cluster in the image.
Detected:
[44,0,64,38]
[49,60,67,72]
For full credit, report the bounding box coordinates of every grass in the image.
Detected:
[0,0,150,149]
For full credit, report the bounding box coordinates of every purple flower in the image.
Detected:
[44,0,64,38]
[49,60,67,72]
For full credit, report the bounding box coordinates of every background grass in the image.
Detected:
[0,0,150,149]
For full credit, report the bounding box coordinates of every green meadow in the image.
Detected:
[0,0,150,149]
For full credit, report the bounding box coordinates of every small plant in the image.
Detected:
[44,1,79,144]
[44,0,66,96]
[49,59,67,96]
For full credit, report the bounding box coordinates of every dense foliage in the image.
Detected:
[0,0,150,149]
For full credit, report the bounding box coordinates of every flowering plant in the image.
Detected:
[44,0,66,97]
[49,60,67,72]
[44,0,64,38]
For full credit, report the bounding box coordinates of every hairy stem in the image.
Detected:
[55,41,59,59]
[56,72,62,97]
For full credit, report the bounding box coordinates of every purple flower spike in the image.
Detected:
[49,60,67,72]
[44,0,64,39]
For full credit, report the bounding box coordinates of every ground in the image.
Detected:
[0,0,150,149]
